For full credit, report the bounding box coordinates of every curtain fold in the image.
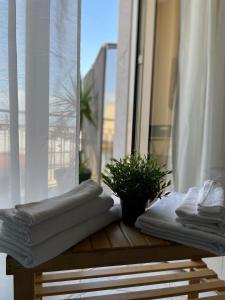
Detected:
[25,0,50,202]
[172,0,225,192]
[0,0,80,207]
[0,2,80,297]
[8,0,20,203]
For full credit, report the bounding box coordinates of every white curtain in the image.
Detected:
[0,1,80,298]
[172,0,225,192]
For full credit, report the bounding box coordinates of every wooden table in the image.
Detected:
[6,221,225,300]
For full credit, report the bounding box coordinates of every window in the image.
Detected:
[149,0,179,165]
[80,0,119,181]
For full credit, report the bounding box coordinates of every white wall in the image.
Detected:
[113,0,138,158]
[204,257,225,279]
[0,254,13,300]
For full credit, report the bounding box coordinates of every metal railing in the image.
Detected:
[0,113,114,186]
[0,113,76,187]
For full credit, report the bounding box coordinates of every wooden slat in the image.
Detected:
[37,260,206,283]
[144,234,171,246]
[36,269,216,297]
[105,223,130,248]
[120,222,149,247]
[68,280,225,300]
[70,223,172,253]
[192,296,225,300]
[71,238,92,252]
[90,229,111,250]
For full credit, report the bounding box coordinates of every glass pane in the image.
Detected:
[80,0,119,181]
[149,0,179,166]
[102,47,117,171]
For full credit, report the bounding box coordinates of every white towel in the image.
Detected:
[176,186,225,235]
[177,218,225,236]
[0,194,113,246]
[176,187,224,223]
[1,180,102,226]
[175,188,198,218]
[198,180,225,217]
[0,206,121,268]
[135,192,225,256]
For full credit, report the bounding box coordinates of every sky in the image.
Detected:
[0,0,119,119]
[80,0,119,77]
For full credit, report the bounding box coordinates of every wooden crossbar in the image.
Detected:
[192,296,225,300]
[10,259,225,300]
[68,281,225,300]
[6,222,219,300]
[36,268,217,297]
[37,260,206,283]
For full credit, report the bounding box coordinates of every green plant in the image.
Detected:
[80,81,96,128]
[102,153,172,202]
[52,77,96,176]
[53,77,96,130]
[79,152,89,174]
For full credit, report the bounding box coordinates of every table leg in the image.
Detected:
[188,260,201,299]
[188,274,199,299]
[35,272,42,300]
[13,271,36,300]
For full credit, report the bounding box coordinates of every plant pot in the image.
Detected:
[120,199,147,226]
[79,168,92,183]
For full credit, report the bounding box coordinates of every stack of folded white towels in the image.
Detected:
[136,180,225,255]
[176,180,225,235]
[0,180,121,268]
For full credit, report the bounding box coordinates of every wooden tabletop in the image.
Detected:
[6,221,214,274]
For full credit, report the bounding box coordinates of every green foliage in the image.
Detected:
[79,158,89,174]
[53,77,96,129]
[80,81,96,128]
[102,154,172,202]
[79,151,89,173]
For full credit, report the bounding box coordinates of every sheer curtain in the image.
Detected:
[172,0,225,192]
[0,0,80,298]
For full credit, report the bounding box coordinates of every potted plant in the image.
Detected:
[79,79,96,182]
[52,77,96,184]
[102,153,172,226]
[79,152,92,183]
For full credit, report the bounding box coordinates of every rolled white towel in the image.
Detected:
[0,194,113,246]
[1,179,102,226]
[0,206,121,268]
[135,193,225,256]
[198,180,225,217]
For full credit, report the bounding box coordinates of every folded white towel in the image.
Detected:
[6,179,102,226]
[176,185,225,235]
[175,188,198,218]
[135,192,225,256]
[0,194,113,246]
[0,206,121,268]
[198,180,225,217]
[176,187,224,223]
[177,218,225,236]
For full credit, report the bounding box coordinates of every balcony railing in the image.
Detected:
[0,110,114,188]
[0,110,76,189]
